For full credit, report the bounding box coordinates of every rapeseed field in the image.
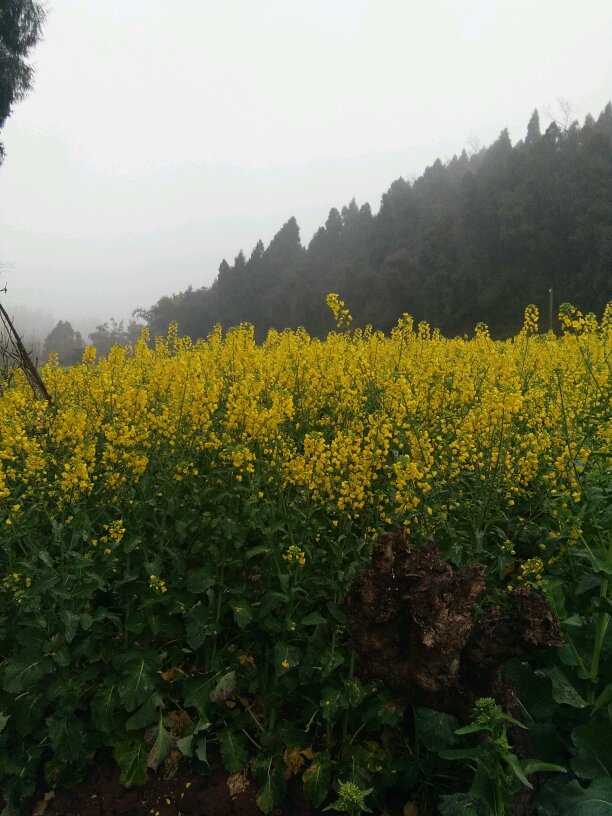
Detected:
[0,300,609,814]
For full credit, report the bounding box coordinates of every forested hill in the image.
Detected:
[141,105,612,340]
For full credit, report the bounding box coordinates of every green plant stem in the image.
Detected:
[242,727,262,751]
[341,650,356,746]
[589,537,612,700]
[268,704,276,733]
[208,566,225,672]
[554,368,584,492]
[123,552,131,646]
[564,631,588,678]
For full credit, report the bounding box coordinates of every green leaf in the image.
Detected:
[118,659,156,712]
[562,613,585,627]
[501,712,528,730]
[536,666,588,708]
[301,612,328,626]
[231,600,253,629]
[571,722,612,780]
[209,671,236,704]
[122,535,142,554]
[254,756,286,815]
[326,602,346,624]
[504,751,533,789]
[46,710,85,764]
[52,644,70,667]
[593,596,612,615]
[37,550,54,569]
[182,675,212,716]
[256,783,276,815]
[438,793,479,816]
[469,762,497,811]
[59,610,80,644]
[176,735,193,757]
[455,722,488,736]
[576,574,602,595]
[185,604,211,650]
[90,683,118,731]
[342,676,365,706]
[529,722,568,763]
[219,730,248,773]
[538,778,612,816]
[125,694,162,730]
[274,642,301,675]
[258,591,287,620]
[79,613,93,631]
[592,556,612,576]
[377,696,404,726]
[522,760,567,776]
[12,690,45,737]
[506,659,558,719]
[415,707,459,752]
[195,736,210,766]
[302,750,332,809]
[320,686,348,723]
[439,746,488,761]
[0,800,21,816]
[593,684,612,715]
[245,545,269,559]
[186,569,216,594]
[147,714,175,770]
[2,651,53,693]
[113,738,148,787]
[0,713,9,734]
[194,717,211,734]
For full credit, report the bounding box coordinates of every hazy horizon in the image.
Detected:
[1,0,610,337]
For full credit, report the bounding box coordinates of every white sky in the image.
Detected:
[0,0,610,336]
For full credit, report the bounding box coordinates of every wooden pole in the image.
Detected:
[0,300,52,404]
[548,287,553,333]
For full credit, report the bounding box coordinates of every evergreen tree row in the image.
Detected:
[140,105,611,340]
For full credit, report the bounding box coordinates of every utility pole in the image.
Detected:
[548,287,554,333]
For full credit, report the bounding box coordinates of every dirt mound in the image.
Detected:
[346,530,562,717]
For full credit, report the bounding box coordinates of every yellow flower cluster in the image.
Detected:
[101,520,126,545]
[0,303,609,585]
[282,544,306,567]
[521,304,540,336]
[326,293,353,330]
[2,572,32,603]
[149,574,167,593]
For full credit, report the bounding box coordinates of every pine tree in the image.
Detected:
[525,110,541,145]
[0,0,45,163]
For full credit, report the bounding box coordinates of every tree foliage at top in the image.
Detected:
[141,104,612,340]
[0,0,45,164]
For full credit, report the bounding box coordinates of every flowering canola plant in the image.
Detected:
[0,302,610,585]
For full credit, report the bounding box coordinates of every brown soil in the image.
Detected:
[22,757,316,816]
[346,530,563,718]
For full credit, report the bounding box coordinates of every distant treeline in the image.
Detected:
[42,318,145,365]
[138,105,611,341]
[46,104,612,361]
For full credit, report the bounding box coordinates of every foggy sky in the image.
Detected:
[0,0,610,336]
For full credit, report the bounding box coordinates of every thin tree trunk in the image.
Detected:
[0,300,52,404]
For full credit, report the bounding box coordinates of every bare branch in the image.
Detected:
[0,299,52,403]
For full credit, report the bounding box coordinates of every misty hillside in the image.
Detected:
[140,105,610,340]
